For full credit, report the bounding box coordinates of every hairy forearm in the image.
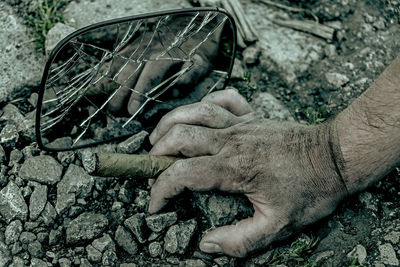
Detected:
[335,55,400,194]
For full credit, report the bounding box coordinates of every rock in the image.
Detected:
[0,182,28,223]
[5,220,23,245]
[134,189,150,211]
[45,23,76,55]
[115,226,138,256]
[148,241,162,257]
[118,180,134,203]
[8,149,23,167]
[120,264,138,267]
[80,258,93,267]
[40,202,57,225]
[66,213,109,244]
[184,259,207,267]
[9,256,24,267]
[0,145,5,164]
[378,243,399,266]
[92,234,115,253]
[56,164,94,214]
[49,229,62,246]
[145,212,178,232]
[194,192,252,227]
[86,244,102,263]
[250,92,294,121]
[30,258,48,267]
[19,155,63,185]
[358,192,378,212]
[0,241,11,267]
[242,45,261,65]
[117,130,149,154]
[124,213,148,243]
[29,184,47,220]
[311,250,335,266]
[230,59,245,80]
[58,258,72,267]
[325,72,350,88]
[0,104,24,126]
[28,92,38,108]
[37,232,48,243]
[164,219,197,254]
[64,0,191,28]
[347,245,367,265]
[11,241,22,255]
[0,124,19,147]
[20,232,36,244]
[28,240,43,258]
[214,256,235,266]
[0,3,44,104]
[384,231,400,244]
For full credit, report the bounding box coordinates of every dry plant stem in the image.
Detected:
[256,0,319,22]
[272,18,335,40]
[221,0,258,43]
[85,152,180,179]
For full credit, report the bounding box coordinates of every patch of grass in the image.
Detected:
[269,235,320,266]
[25,0,67,53]
[305,106,327,124]
[238,71,258,101]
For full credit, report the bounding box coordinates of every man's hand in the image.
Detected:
[148,89,348,257]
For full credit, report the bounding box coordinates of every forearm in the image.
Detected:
[335,55,400,194]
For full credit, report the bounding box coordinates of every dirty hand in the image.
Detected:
[148,89,348,257]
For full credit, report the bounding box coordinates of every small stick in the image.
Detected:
[82,151,180,179]
[272,18,335,41]
[256,0,319,22]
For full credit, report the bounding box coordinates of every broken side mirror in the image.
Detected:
[36,8,237,151]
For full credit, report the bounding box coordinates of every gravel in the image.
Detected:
[117,130,149,154]
[19,155,63,185]
[124,213,148,244]
[115,226,138,256]
[5,220,23,245]
[66,213,109,244]
[29,184,48,220]
[378,243,399,266]
[148,241,162,257]
[164,219,197,255]
[145,211,178,233]
[0,182,28,223]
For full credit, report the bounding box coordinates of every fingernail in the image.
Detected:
[149,130,156,145]
[201,242,222,253]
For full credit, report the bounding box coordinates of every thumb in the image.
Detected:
[199,212,280,258]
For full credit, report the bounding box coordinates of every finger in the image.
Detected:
[150,124,223,157]
[177,54,210,85]
[149,102,239,145]
[201,88,253,116]
[149,156,229,214]
[127,60,182,115]
[200,212,278,257]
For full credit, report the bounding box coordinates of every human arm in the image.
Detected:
[147,55,400,257]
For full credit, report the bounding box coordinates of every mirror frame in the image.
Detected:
[35,7,237,152]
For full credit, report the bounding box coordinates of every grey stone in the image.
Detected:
[124,213,148,243]
[45,23,76,55]
[311,250,334,266]
[29,184,47,220]
[230,59,245,80]
[86,244,102,263]
[66,213,109,244]
[214,256,234,267]
[64,0,191,28]
[184,259,207,267]
[80,258,93,267]
[384,231,400,244]
[24,221,40,231]
[117,130,149,154]
[115,226,138,256]
[242,45,261,65]
[118,180,134,203]
[325,72,350,88]
[148,241,162,257]
[102,248,118,266]
[0,3,44,104]
[0,104,24,127]
[92,234,115,253]
[164,219,197,254]
[145,211,178,232]
[9,149,23,167]
[347,245,367,265]
[358,192,378,212]
[0,166,7,187]
[19,155,63,185]
[134,189,150,211]
[48,229,62,246]
[0,124,19,147]
[120,264,138,267]
[9,256,24,267]
[0,241,11,267]
[378,243,398,266]
[5,220,23,245]
[30,258,48,267]
[59,258,72,267]
[0,182,28,223]
[40,202,57,226]
[250,92,294,122]
[36,232,48,244]
[11,241,22,255]
[28,92,38,108]
[0,145,5,164]
[28,240,43,258]
[56,164,94,214]
[20,232,36,244]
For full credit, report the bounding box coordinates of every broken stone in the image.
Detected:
[134,189,150,212]
[92,234,114,253]
[164,219,197,254]
[49,229,62,246]
[184,259,207,267]
[358,192,378,212]
[20,231,36,244]
[0,124,19,147]
[66,213,109,244]
[0,181,28,223]
[0,241,11,267]
[80,258,93,267]
[250,92,295,122]
[230,59,245,80]
[29,184,48,220]
[148,241,162,257]
[384,231,400,244]
[347,244,367,265]
[40,202,57,226]
[5,220,23,245]
[59,258,72,267]
[56,193,75,215]
[28,240,43,258]
[124,213,148,243]
[19,155,63,185]
[30,258,48,267]
[378,243,399,266]
[8,150,23,167]
[243,45,261,65]
[102,248,118,266]
[0,166,7,187]
[145,212,178,233]
[45,22,76,55]
[118,180,134,203]
[115,226,138,256]
[325,72,350,88]
[117,130,149,154]
[86,244,102,263]
[0,145,5,164]
[11,241,22,255]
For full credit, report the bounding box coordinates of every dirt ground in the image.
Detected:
[0,0,399,266]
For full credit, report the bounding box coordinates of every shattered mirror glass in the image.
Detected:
[36,9,236,151]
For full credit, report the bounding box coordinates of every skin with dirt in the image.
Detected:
[0,0,399,266]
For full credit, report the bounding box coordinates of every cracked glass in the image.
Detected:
[37,10,236,150]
